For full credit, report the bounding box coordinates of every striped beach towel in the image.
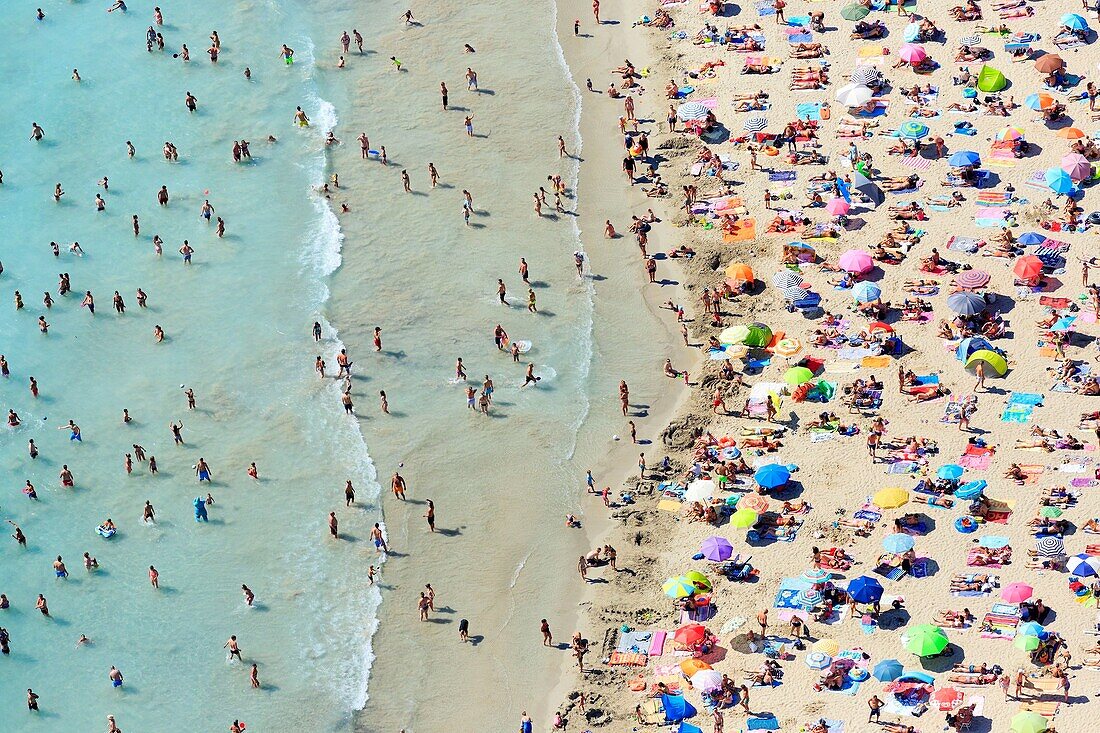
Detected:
[900,155,932,170]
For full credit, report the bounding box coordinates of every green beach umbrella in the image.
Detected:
[684,570,713,592]
[1014,634,1041,651]
[730,508,758,528]
[784,366,814,386]
[904,624,948,657]
[663,575,696,599]
[1011,712,1048,733]
[841,4,870,20]
[899,121,929,140]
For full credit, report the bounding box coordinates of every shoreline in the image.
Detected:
[544,0,703,725]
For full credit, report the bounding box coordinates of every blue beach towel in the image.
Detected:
[747,717,780,731]
[796,102,822,121]
[769,171,797,182]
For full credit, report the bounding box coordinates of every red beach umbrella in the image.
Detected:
[1013,255,1043,281]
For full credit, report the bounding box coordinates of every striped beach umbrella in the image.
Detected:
[663,575,696,598]
[959,35,980,46]
[1035,536,1065,557]
[812,638,840,656]
[899,120,929,139]
[796,588,823,609]
[1068,554,1100,577]
[953,270,990,289]
[743,116,768,132]
[677,101,709,121]
[801,568,831,585]
[947,292,987,317]
[850,66,881,86]
[805,651,831,669]
[773,338,803,357]
[740,493,770,514]
[771,271,808,301]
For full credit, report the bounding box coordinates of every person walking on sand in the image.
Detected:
[592,0,600,24]
[773,0,786,24]
[974,361,986,392]
[868,695,883,722]
[541,619,553,646]
[757,608,768,637]
[578,555,589,582]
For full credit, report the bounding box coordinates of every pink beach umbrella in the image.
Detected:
[1001,582,1034,603]
[838,249,874,274]
[898,43,927,65]
[825,198,850,216]
[1060,153,1092,182]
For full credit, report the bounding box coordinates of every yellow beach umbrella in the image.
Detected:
[730,508,758,528]
[1011,712,1048,733]
[813,639,840,656]
[873,487,909,509]
[663,575,695,598]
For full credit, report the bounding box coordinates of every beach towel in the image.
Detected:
[900,155,932,170]
[768,171,796,182]
[796,102,822,122]
[723,219,756,243]
[947,235,982,254]
[911,558,932,578]
[746,716,780,731]
[618,631,655,654]
[1023,170,1048,191]
[976,191,1012,206]
[755,0,776,15]
[885,461,918,475]
[1009,392,1045,406]
[861,355,891,368]
[941,396,963,424]
[649,630,667,656]
[837,346,880,361]
[609,651,648,667]
[957,454,992,470]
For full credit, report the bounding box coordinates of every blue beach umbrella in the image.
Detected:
[1068,554,1100,577]
[754,464,790,489]
[852,281,882,303]
[899,121,929,140]
[948,151,981,167]
[1045,168,1075,195]
[883,533,915,554]
[873,659,904,681]
[903,22,922,43]
[937,464,964,480]
[1061,13,1089,30]
[678,724,704,733]
[847,575,885,603]
[947,292,987,317]
[1018,232,1047,245]
[1017,621,1045,637]
[955,480,987,499]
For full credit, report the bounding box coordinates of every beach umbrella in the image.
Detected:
[777,284,809,302]
[663,575,696,598]
[677,101,709,121]
[838,249,873,274]
[978,535,1009,549]
[1034,54,1065,74]
[868,321,893,335]
[933,687,963,705]
[904,625,948,657]
[1018,232,1047,245]
[743,116,768,133]
[937,464,964,480]
[898,120,929,140]
[1011,711,1048,733]
[1046,167,1075,194]
[959,35,981,46]
[1025,93,1055,111]
[773,338,803,357]
[674,623,709,646]
[1056,127,1085,140]
[955,480,987,499]
[690,669,724,692]
[700,535,734,561]
[1035,536,1065,557]
[1017,621,1045,637]
[852,281,882,303]
[680,658,712,676]
[802,568,832,585]
[1061,13,1089,30]
[902,22,922,43]
[1002,583,1034,603]
[1014,634,1041,652]
[685,479,715,504]
[883,533,915,553]
[995,126,1025,141]
[873,659,904,681]
[965,349,1008,376]
[1013,255,1044,280]
[740,493,770,514]
[873,487,909,509]
[662,694,697,723]
[850,66,882,86]
[718,324,750,345]
[754,464,790,489]
[730,508,758,528]
[948,151,981,167]
[725,262,754,283]
[947,291,987,317]
[1068,553,1100,577]
[805,651,832,669]
[835,83,874,108]
[851,169,884,208]
[1039,506,1063,518]
[683,570,712,591]
[771,270,805,290]
[953,269,990,289]
[796,588,823,609]
[848,575,884,603]
[898,43,927,65]
[812,639,840,656]
[840,4,869,21]
[1061,153,1092,182]
[825,197,851,216]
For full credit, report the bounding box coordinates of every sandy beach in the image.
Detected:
[547,1,1100,732]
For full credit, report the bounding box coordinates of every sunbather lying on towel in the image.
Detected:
[935,608,976,627]
[970,546,1012,565]
[950,574,995,592]
[882,174,922,192]
[851,21,886,39]
[950,0,982,21]
[789,43,827,59]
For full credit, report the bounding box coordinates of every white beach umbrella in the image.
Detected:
[836,83,873,108]
[1035,537,1065,557]
[691,669,724,692]
[677,102,709,121]
[1068,554,1100,576]
[743,116,768,132]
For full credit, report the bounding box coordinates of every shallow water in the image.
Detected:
[0,1,677,731]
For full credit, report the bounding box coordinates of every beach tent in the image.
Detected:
[976,65,1007,93]
[743,323,773,347]
[662,694,697,722]
[678,723,704,733]
[965,349,1008,376]
[956,337,994,361]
